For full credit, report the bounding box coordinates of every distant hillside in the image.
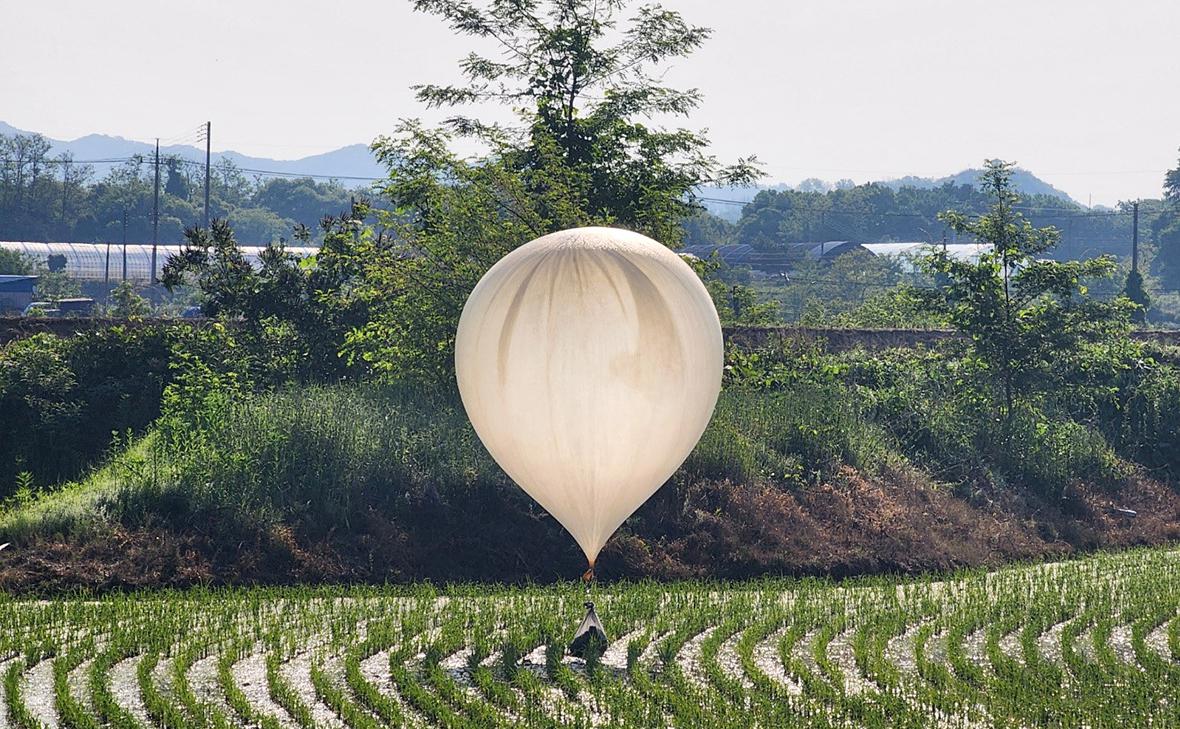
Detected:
[883,168,1076,203]
[2,121,1078,213]
[0,121,385,187]
[700,167,1077,222]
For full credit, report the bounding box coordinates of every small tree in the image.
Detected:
[107,280,151,319]
[34,271,81,302]
[162,217,369,381]
[0,249,36,275]
[922,160,1132,417]
[1123,268,1150,325]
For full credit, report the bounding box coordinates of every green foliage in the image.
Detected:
[723,342,1136,497]
[145,383,502,534]
[923,160,1132,416]
[329,0,760,382]
[1165,147,1180,205]
[0,327,172,495]
[105,280,151,318]
[686,254,781,325]
[801,287,947,329]
[2,549,1180,727]
[0,248,36,275]
[682,210,736,248]
[768,250,919,323]
[733,177,1155,264]
[409,0,759,248]
[1124,269,1150,324]
[162,217,368,381]
[346,125,568,383]
[34,270,81,302]
[0,131,357,245]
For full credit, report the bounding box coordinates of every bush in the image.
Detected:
[144,384,502,532]
[731,341,1132,498]
[0,327,173,496]
[687,386,891,488]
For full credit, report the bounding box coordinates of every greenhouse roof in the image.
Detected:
[0,241,319,283]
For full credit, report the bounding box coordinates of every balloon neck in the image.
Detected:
[581,562,595,590]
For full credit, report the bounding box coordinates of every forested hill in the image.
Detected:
[885,167,1075,201]
[0,126,374,245]
[701,168,1077,223]
[691,180,1169,263]
[0,122,1169,262]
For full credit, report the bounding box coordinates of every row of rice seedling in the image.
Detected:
[0,547,1176,727]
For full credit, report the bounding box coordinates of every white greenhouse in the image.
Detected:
[0,241,319,283]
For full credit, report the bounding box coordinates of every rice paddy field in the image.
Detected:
[1,547,1178,728]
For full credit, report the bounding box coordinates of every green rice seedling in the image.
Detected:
[2,547,1180,728]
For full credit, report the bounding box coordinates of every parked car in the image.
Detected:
[22,301,61,317]
[57,298,96,316]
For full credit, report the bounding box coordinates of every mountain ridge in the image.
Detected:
[0,121,386,185]
[3,121,1079,206]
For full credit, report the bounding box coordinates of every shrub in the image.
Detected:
[0,327,172,495]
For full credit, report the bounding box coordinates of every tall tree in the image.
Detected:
[1155,149,1180,288]
[405,0,759,246]
[922,160,1131,416]
[1165,147,1180,204]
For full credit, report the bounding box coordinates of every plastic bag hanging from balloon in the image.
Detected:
[568,601,608,658]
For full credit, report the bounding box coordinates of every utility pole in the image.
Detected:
[1131,201,1140,273]
[203,121,211,228]
[60,158,70,237]
[152,138,160,284]
[121,208,128,282]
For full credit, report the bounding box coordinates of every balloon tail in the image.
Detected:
[582,562,595,598]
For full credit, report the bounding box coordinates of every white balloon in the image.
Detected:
[455,226,723,566]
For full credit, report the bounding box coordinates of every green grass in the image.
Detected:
[0,380,899,543]
[0,547,1176,727]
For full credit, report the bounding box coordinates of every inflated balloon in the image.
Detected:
[455,226,723,570]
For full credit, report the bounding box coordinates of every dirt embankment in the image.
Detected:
[3,468,1177,594]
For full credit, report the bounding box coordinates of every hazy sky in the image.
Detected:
[3,0,1178,205]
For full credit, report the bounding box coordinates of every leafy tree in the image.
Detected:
[162,217,368,381]
[408,0,759,247]
[1123,268,1150,325]
[1154,151,1180,289]
[344,126,568,382]
[732,178,1150,263]
[252,178,354,230]
[0,249,36,275]
[682,210,736,248]
[767,249,909,322]
[330,0,760,382]
[34,271,81,301]
[164,157,190,199]
[107,280,151,318]
[1165,147,1180,204]
[922,160,1132,415]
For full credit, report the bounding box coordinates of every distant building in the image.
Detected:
[0,275,38,313]
[862,242,990,269]
[0,241,319,283]
[681,241,866,274]
[682,240,988,276]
